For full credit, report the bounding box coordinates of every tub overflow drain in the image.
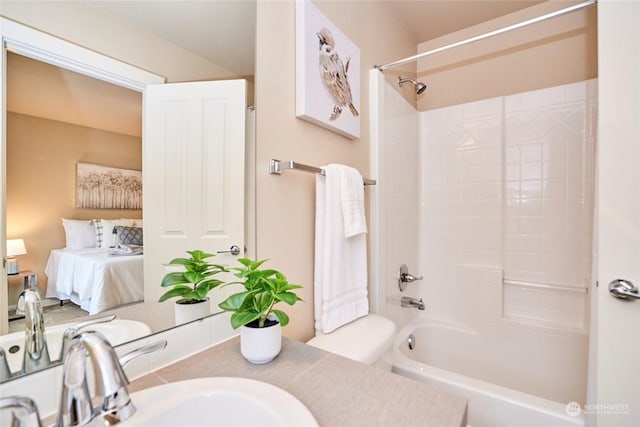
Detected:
[407,334,415,351]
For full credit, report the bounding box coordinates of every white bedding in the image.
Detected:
[45,248,144,314]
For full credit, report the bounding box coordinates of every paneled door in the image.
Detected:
[593,2,640,426]
[143,80,246,311]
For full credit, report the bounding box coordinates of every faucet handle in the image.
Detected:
[119,340,167,368]
[58,315,117,362]
[0,396,43,427]
[398,264,424,291]
[58,346,94,427]
[15,288,41,316]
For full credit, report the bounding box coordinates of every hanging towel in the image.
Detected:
[339,166,368,238]
[314,164,369,334]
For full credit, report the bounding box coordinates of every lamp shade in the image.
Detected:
[7,239,27,257]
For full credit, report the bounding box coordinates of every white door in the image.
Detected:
[143,80,246,311]
[593,1,640,426]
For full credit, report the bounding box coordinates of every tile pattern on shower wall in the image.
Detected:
[416,80,596,330]
[503,81,596,289]
[377,81,420,328]
[419,96,504,321]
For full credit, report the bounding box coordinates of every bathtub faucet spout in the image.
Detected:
[401,296,425,310]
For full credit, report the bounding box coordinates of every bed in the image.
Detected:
[45,247,144,315]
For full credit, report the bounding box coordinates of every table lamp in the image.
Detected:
[6,238,27,275]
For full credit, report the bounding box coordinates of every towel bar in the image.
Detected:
[269,159,376,186]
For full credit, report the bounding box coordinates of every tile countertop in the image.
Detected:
[128,337,468,427]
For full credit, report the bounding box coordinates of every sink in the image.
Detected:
[121,377,319,427]
[0,318,151,374]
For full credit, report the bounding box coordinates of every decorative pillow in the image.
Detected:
[95,219,137,248]
[61,219,97,249]
[114,226,143,246]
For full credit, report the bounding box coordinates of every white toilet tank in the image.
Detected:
[307,314,396,370]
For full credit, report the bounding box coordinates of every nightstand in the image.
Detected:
[8,270,38,321]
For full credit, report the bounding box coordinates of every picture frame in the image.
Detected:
[296,0,361,140]
[76,162,142,209]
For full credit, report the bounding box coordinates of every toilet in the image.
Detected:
[307,314,396,370]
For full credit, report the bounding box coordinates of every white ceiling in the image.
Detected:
[84,0,257,78]
[8,0,546,136]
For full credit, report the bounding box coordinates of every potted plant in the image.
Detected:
[159,249,226,325]
[218,258,303,364]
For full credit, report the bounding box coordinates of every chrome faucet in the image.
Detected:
[0,395,42,427]
[57,314,117,362]
[398,264,423,292]
[56,331,166,427]
[401,296,425,310]
[15,288,51,374]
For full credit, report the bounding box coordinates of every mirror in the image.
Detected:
[1,0,256,382]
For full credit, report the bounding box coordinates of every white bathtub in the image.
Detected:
[392,317,586,427]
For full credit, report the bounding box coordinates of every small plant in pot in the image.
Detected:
[159,250,227,325]
[218,258,303,364]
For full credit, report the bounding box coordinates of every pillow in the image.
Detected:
[95,219,137,248]
[114,226,143,246]
[61,219,97,249]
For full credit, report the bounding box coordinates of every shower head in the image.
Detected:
[398,77,427,95]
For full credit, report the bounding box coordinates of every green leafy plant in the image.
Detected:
[159,250,227,304]
[218,258,303,329]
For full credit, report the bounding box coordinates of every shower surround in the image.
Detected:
[371,71,596,410]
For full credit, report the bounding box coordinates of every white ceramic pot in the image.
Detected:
[240,319,282,364]
[174,297,210,325]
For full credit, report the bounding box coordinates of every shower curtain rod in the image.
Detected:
[375,0,596,72]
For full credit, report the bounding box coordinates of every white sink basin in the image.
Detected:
[0,318,151,374]
[123,377,319,427]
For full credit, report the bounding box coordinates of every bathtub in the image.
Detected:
[392,317,586,427]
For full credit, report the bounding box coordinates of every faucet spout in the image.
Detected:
[16,289,50,374]
[56,331,167,427]
[57,331,133,427]
[401,296,425,310]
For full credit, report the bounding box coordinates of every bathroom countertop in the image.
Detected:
[129,337,468,427]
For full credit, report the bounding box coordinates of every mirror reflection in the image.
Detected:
[2,0,256,382]
[6,52,145,331]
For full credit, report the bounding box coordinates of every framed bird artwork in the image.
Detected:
[296,0,361,140]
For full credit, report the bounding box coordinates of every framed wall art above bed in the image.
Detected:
[76,162,142,209]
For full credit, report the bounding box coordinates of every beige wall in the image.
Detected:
[255,1,417,341]
[417,1,597,110]
[6,112,142,302]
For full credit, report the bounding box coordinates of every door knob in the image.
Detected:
[608,279,640,301]
[217,245,241,256]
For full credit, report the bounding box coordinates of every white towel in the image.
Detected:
[338,165,368,238]
[314,164,369,334]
